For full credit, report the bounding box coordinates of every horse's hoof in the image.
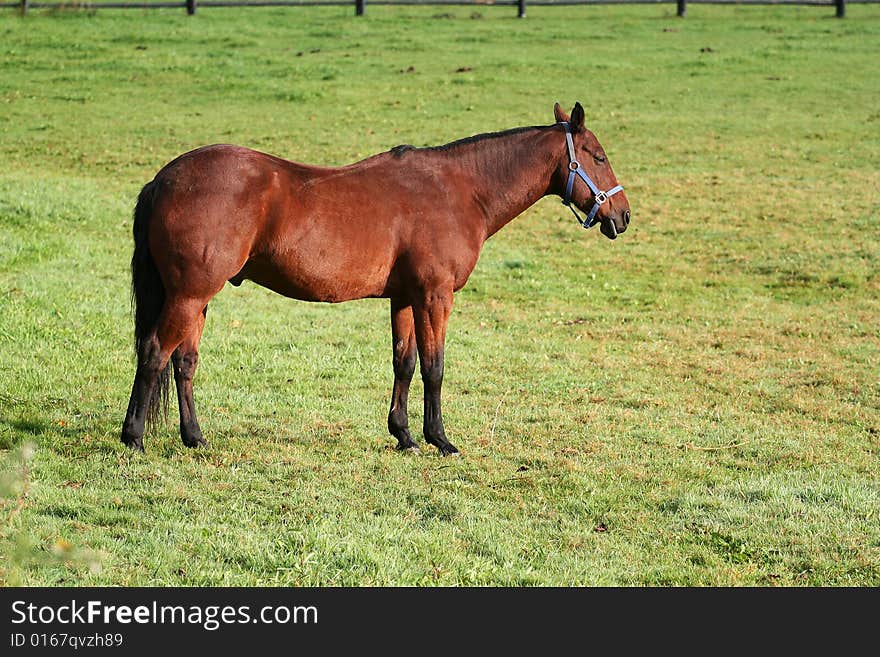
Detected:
[394,433,420,453]
[120,428,144,452]
[395,439,421,454]
[181,423,207,448]
[122,437,145,453]
[182,435,208,449]
[426,435,459,457]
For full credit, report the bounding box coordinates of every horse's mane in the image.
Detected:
[390,125,547,158]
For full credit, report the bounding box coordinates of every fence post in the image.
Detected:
[677,0,686,17]
[20,0,28,15]
[186,0,196,14]
[355,0,365,16]
[517,0,526,18]
[835,0,845,17]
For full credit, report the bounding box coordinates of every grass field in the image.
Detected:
[0,5,878,586]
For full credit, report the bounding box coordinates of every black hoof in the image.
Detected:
[121,433,144,452]
[182,428,207,449]
[395,435,420,452]
[426,435,459,457]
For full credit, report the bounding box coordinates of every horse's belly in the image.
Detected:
[237,256,389,302]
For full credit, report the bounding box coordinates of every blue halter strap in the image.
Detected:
[560,121,624,233]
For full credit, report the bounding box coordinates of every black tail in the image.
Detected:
[131,181,170,426]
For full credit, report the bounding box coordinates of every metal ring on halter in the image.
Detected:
[594,191,608,205]
[568,161,579,171]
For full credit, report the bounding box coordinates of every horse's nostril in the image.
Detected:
[623,210,631,226]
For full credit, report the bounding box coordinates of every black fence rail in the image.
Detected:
[6,0,878,18]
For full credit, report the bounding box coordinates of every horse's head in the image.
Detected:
[553,102,630,240]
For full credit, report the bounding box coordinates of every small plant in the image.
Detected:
[1,444,101,586]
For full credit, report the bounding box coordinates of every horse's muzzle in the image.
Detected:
[600,209,630,240]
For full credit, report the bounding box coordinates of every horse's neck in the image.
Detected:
[453,127,561,239]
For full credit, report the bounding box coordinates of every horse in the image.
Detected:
[120,102,630,456]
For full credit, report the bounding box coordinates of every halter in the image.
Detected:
[560,121,624,234]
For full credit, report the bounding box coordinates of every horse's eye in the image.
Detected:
[594,154,606,164]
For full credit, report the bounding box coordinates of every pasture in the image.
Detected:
[0,5,878,586]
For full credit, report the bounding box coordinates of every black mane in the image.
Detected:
[390,125,546,158]
[390,144,414,157]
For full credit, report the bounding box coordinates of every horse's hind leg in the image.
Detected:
[121,333,167,452]
[121,296,210,452]
[172,305,207,448]
[388,298,419,452]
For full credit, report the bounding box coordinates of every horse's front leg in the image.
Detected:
[413,286,459,456]
[388,298,419,452]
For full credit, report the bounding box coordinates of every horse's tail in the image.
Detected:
[131,180,170,426]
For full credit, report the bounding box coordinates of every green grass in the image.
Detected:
[1,5,878,586]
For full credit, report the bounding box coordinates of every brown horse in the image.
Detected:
[121,102,630,456]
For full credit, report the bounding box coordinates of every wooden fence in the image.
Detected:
[7,0,876,19]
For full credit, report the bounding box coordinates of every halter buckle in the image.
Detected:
[594,191,608,205]
[568,161,579,171]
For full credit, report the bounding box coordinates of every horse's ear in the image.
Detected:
[553,102,570,123]
[570,102,585,130]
